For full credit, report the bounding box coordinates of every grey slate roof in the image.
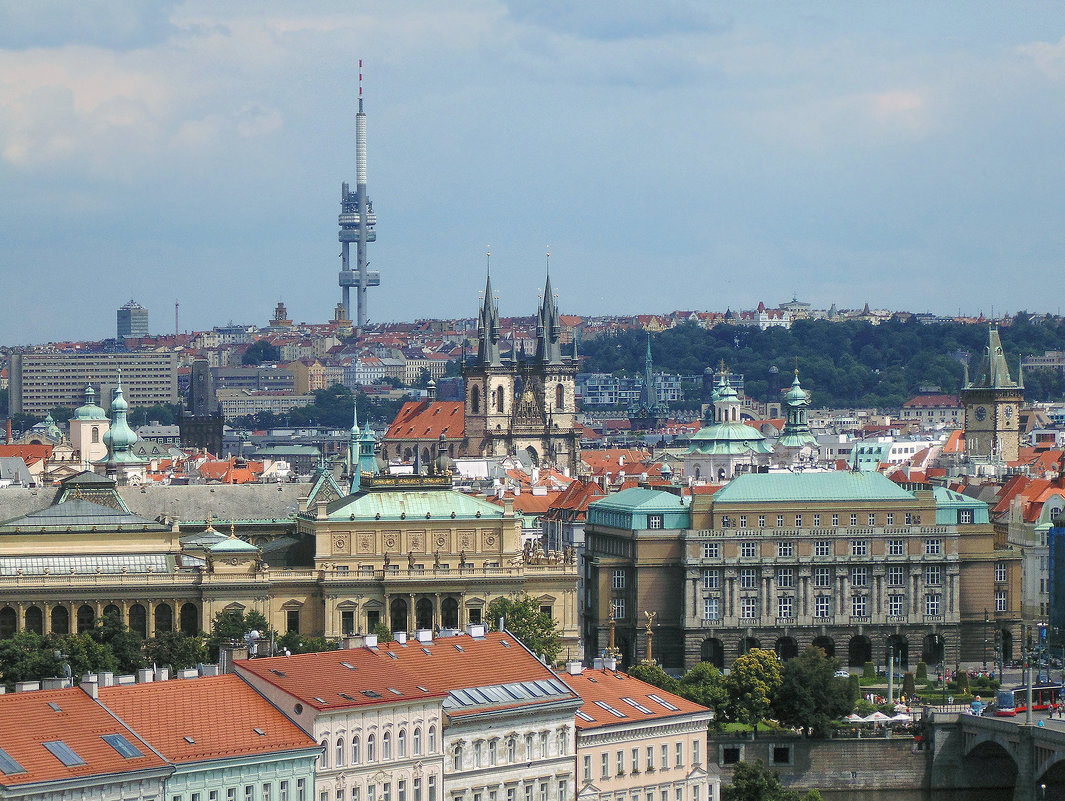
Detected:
[0,498,166,532]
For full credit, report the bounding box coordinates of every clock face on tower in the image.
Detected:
[975,406,987,422]
[1005,405,1014,420]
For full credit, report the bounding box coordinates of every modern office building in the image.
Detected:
[117,299,149,341]
[8,352,180,415]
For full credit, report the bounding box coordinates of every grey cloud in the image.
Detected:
[0,0,179,50]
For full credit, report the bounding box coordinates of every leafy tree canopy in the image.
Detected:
[487,594,562,663]
[277,632,341,655]
[91,609,145,674]
[242,340,281,366]
[678,660,729,721]
[144,632,208,671]
[725,648,783,727]
[626,662,679,694]
[771,646,856,737]
[579,318,1065,408]
[206,609,270,659]
[722,761,822,801]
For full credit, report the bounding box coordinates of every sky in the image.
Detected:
[3,1,1065,345]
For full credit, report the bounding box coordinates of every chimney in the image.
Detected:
[567,661,583,676]
[466,623,486,639]
[80,678,99,699]
[416,629,433,644]
[155,666,170,681]
[364,633,379,648]
[316,500,328,520]
[99,671,115,687]
[15,681,40,693]
[343,634,366,649]
[198,664,220,677]
[393,631,407,645]
[136,668,154,683]
[5,419,11,444]
[504,497,514,516]
[592,658,604,670]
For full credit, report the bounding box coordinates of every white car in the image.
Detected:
[834,670,850,678]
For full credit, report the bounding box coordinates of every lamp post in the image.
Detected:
[984,608,989,673]
[888,644,894,705]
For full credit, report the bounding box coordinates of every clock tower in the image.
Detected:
[961,326,1023,463]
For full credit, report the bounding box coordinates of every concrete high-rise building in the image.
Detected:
[117,299,149,341]
[8,352,179,415]
[337,61,379,332]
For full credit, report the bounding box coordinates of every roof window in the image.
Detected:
[43,741,86,767]
[102,733,144,758]
[0,748,26,775]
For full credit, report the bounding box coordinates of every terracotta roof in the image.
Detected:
[485,490,563,516]
[903,394,961,408]
[238,631,577,718]
[0,687,168,789]
[384,401,465,441]
[98,674,316,764]
[0,444,53,461]
[556,668,710,731]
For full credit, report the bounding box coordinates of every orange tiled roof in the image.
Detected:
[238,631,577,717]
[0,444,53,461]
[485,491,563,516]
[557,668,710,731]
[98,674,316,764]
[0,687,169,789]
[903,394,960,408]
[384,401,465,440]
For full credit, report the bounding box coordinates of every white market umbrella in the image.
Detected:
[845,713,866,723]
[890,712,912,722]
[864,712,892,723]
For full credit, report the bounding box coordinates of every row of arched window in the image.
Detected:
[320,726,437,770]
[0,602,199,639]
[469,384,568,415]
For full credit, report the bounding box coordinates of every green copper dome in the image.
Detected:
[103,381,137,453]
[74,385,108,421]
[785,373,808,404]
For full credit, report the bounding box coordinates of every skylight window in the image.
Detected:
[620,697,654,715]
[339,693,356,701]
[43,741,86,767]
[421,648,432,655]
[453,644,464,652]
[647,694,679,711]
[575,711,595,722]
[362,690,383,699]
[313,697,327,704]
[0,748,26,776]
[253,728,266,736]
[184,736,196,744]
[500,640,510,648]
[417,685,429,692]
[593,700,627,718]
[102,733,144,758]
[388,652,399,660]
[47,702,62,712]
[388,688,403,696]
[340,662,357,670]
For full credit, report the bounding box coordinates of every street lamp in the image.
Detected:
[984,608,989,673]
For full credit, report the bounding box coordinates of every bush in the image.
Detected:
[916,661,928,681]
[902,672,916,698]
[955,671,970,693]
[863,661,876,681]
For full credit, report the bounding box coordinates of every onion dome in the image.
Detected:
[74,385,108,420]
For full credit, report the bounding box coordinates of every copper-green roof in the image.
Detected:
[712,471,917,504]
[689,421,773,455]
[589,487,690,513]
[322,488,506,522]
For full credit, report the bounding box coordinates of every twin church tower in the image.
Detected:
[462,267,580,474]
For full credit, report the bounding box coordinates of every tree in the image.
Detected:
[725,648,782,728]
[277,632,341,655]
[57,633,118,678]
[487,595,562,663]
[627,662,679,693]
[206,608,271,659]
[373,623,394,643]
[242,340,281,366]
[144,632,208,670]
[677,661,728,722]
[771,646,855,737]
[91,609,145,674]
[0,632,63,689]
[722,761,821,801]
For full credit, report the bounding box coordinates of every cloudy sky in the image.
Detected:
[3,1,1065,345]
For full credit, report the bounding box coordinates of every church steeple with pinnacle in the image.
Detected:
[535,252,563,365]
[777,367,817,449]
[961,325,1024,463]
[476,250,503,367]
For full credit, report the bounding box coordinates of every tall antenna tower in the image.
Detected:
[338,60,379,333]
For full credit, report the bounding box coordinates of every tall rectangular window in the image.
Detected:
[741,542,757,558]
[888,539,905,556]
[739,515,747,529]
[612,570,625,589]
[813,514,821,527]
[852,594,868,617]
[814,567,831,587]
[611,598,625,620]
[777,596,794,618]
[584,756,591,781]
[794,515,802,528]
[887,566,904,586]
[702,542,720,559]
[851,540,868,556]
[776,568,794,588]
[995,589,1007,612]
[832,514,839,527]
[925,539,942,555]
[777,541,794,558]
[776,515,785,527]
[814,541,831,557]
[850,514,858,526]
[758,515,766,528]
[850,567,868,587]
[602,754,609,779]
[739,568,756,589]
[740,597,758,619]
[429,777,436,801]
[703,597,720,621]
[925,593,942,616]
[814,595,831,617]
[996,562,1008,582]
[925,565,942,586]
[888,594,905,616]
[887,513,894,525]
[868,513,876,526]
[703,569,720,590]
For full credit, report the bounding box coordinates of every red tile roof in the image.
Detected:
[238,632,577,717]
[384,401,465,441]
[903,394,961,408]
[557,668,710,731]
[0,688,168,789]
[98,674,316,764]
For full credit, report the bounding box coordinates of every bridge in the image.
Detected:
[928,709,1065,800]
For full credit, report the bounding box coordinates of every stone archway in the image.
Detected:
[180,603,199,636]
[812,635,835,658]
[739,636,761,656]
[390,598,409,634]
[960,740,1017,798]
[848,635,871,668]
[922,633,944,666]
[701,637,724,669]
[775,636,799,661]
[441,598,459,629]
[887,634,909,670]
[0,607,14,638]
[77,605,95,634]
[416,598,433,630]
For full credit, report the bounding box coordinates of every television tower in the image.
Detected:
[338,60,379,332]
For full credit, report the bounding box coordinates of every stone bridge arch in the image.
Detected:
[960,739,1017,797]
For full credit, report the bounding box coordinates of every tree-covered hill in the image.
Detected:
[579,314,1065,409]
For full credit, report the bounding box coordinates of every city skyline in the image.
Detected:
[3,1,1065,344]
